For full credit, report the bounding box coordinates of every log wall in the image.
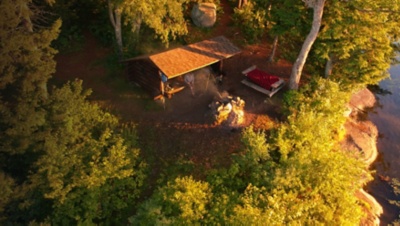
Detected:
[125,58,161,97]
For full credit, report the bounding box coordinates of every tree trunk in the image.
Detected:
[324,53,333,78]
[108,0,123,58]
[131,14,142,46]
[289,0,325,90]
[20,2,33,32]
[114,10,123,56]
[267,36,279,62]
[238,0,247,9]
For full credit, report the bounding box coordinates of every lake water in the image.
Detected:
[367,64,400,224]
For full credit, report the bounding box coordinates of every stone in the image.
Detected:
[341,88,382,225]
[342,89,378,164]
[191,3,217,28]
[349,88,376,113]
[342,120,378,165]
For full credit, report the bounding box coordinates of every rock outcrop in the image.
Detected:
[342,88,383,225]
[349,88,376,112]
[191,3,217,28]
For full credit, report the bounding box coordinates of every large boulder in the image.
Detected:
[342,120,378,165]
[191,3,217,28]
[348,88,376,114]
[343,88,376,117]
[342,88,378,164]
[341,88,382,225]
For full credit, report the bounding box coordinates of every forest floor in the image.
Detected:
[54,0,293,173]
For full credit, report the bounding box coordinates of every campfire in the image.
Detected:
[208,91,245,126]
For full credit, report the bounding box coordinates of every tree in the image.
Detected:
[203,79,370,225]
[289,0,325,90]
[265,0,309,62]
[233,1,268,43]
[311,0,400,88]
[130,176,211,225]
[0,0,61,155]
[2,80,147,224]
[237,0,248,9]
[227,147,368,225]
[267,35,279,62]
[28,81,145,222]
[0,172,15,222]
[0,1,146,224]
[107,0,189,57]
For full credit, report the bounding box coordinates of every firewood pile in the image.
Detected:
[208,93,245,126]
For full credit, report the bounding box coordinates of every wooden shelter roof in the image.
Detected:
[149,36,241,79]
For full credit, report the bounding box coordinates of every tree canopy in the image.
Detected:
[1,0,397,224]
[0,1,145,224]
[107,0,189,56]
[233,0,399,89]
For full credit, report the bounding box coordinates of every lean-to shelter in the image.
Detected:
[124,36,241,98]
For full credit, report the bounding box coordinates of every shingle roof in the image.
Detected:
[149,36,241,78]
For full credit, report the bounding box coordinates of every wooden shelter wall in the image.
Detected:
[210,61,223,74]
[126,59,161,97]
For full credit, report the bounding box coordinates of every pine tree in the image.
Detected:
[0,0,61,155]
[0,1,146,224]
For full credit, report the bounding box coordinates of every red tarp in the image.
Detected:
[246,69,280,90]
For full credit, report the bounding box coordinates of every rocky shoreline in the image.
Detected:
[342,88,383,225]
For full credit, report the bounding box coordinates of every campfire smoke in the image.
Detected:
[208,92,245,127]
[190,67,221,97]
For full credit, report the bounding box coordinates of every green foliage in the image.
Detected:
[157,158,196,186]
[53,24,84,53]
[1,1,384,225]
[269,148,367,224]
[32,81,146,224]
[109,0,190,55]
[51,0,115,50]
[206,126,275,193]
[0,1,60,222]
[88,2,115,47]
[262,0,398,88]
[143,0,189,45]
[0,0,61,155]
[264,0,311,61]
[277,78,350,159]
[224,144,367,224]
[389,179,400,224]
[232,2,267,43]
[204,79,370,224]
[130,176,212,225]
[267,0,309,37]
[264,79,369,223]
[33,81,136,198]
[50,0,85,53]
[0,171,15,222]
[310,0,399,88]
[1,80,147,224]
[0,1,146,224]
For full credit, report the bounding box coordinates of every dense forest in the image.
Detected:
[1,0,400,225]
